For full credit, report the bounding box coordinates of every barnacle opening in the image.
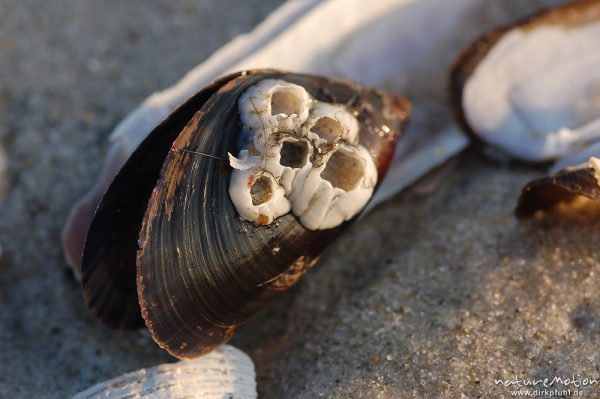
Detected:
[250,175,274,205]
[280,140,309,168]
[271,88,305,116]
[311,117,344,142]
[321,149,365,191]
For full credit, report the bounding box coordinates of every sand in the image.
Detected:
[1,0,599,398]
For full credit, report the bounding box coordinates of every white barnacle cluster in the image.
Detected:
[228,79,378,230]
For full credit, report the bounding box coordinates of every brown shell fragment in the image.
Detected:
[516,165,600,217]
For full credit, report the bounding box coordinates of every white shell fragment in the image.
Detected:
[72,345,256,399]
[228,79,377,229]
[463,20,600,162]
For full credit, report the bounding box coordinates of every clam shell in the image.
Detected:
[72,345,256,399]
[450,0,600,162]
[81,70,409,357]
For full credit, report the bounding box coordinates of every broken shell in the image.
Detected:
[516,156,600,217]
[81,70,409,357]
[451,0,600,163]
[72,345,256,399]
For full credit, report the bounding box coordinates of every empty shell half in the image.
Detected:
[80,70,410,358]
[450,0,600,163]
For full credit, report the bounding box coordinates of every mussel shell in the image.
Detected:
[81,73,242,330]
[516,164,600,217]
[450,0,600,162]
[82,70,409,358]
